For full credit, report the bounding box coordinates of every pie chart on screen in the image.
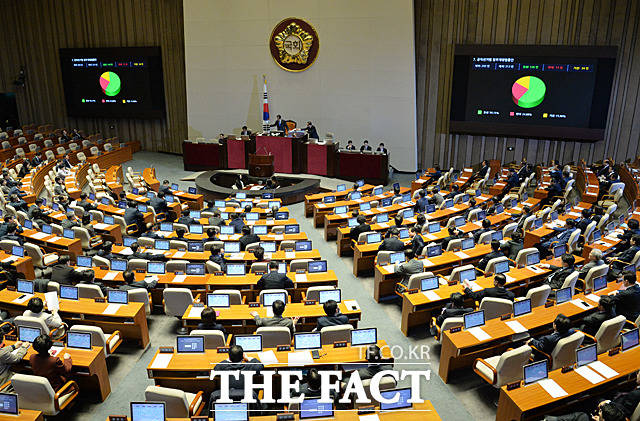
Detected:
[512,76,546,108]
[99,71,121,96]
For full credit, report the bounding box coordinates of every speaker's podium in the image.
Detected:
[248,153,274,177]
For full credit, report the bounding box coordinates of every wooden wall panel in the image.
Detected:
[415,0,640,169]
[0,0,187,153]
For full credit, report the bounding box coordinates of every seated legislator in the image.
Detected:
[211,345,263,402]
[607,235,640,278]
[251,299,298,334]
[539,218,578,258]
[463,273,515,302]
[128,242,167,261]
[505,230,524,260]
[360,140,372,152]
[239,225,260,251]
[408,226,425,257]
[240,125,252,136]
[357,345,393,381]
[256,261,294,290]
[376,142,388,154]
[473,219,492,243]
[0,335,29,386]
[414,190,430,213]
[229,213,245,234]
[350,215,372,242]
[316,299,349,330]
[345,140,356,151]
[303,121,319,140]
[124,200,145,233]
[24,297,63,331]
[527,314,575,355]
[435,292,474,327]
[208,248,226,271]
[579,295,616,336]
[544,399,626,421]
[149,191,169,216]
[197,306,226,335]
[378,228,405,252]
[177,210,197,226]
[119,269,158,292]
[50,255,85,285]
[394,249,424,293]
[540,254,576,292]
[30,334,73,391]
[609,271,640,321]
[477,240,504,271]
[292,369,330,399]
[579,249,604,279]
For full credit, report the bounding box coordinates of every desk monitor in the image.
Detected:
[294,332,322,350]
[351,328,377,346]
[621,328,639,352]
[252,225,268,235]
[189,224,203,234]
[477,210,487,221]
[177,335,205,353]
[220,225,234,235]
[0,393,18,415]
[18,326,40,343]
[347,218,358,228]
[215,200,226,208]
[401,193,411,202]
[428,222,440,234]
[188,187,197,194]
[550,210,559,221]
[220,212,229,220]
[224,242,240,253]
[118,201,127,209]
[262,292,287,307]
[245,213,259,221]
[495,204,504,214]
[63,228,75,239]
[234,335,262,352]
[377,213,389,223]
[186,263,205,276]
[336,184,346,192]
[373,187,383,195]
[592,229,602,242]
[131,402,165,421]
[76,255,92,268]
[463,310,485,329]
[513,298,532,317]
[240,202,252,209]
[427,244,442,257]
[533,218,543,229]
[308,260,327,273]
[494,260,510,275]
[285,224,300,234]
[459,268,476,283]
[207,293,230,308]
[351,192,362,200]
[155,239,170,251]
[278,262,287,274]
[103,215,115,225]
[108,289,129,304]
[523,360,548,385]
[187,241,204,252]
[268,201,280,210]
[526,252,540,266]
[623,264,636,274]
[511,198,518,209]
[443,199,453,209]
[355,179,364,187]
[398,228,409,239]
[159,222,173,232]
[225,263,245,276]
[454,216,465,227]
[171,183,179,190]
[147,262,166,275]
[145,192,154,199]
[379,388,412,411]
[381,198,392,207]
[123,236,137,247]
[17,280,34,294]
[404,209,415,219]
[390,252,405,264]
[334,206,348,215]
[461,237,474,250]
[100,197,111,205]
[295,240,312,251]
[67,331,92,350]
[593,276,607,292]
[275,211,289,220]
[299,398,333,420]
[235,192,247,199]
[366,233,381,244]
[553,244,567,258]
[359,202,371,212]
[492,231,503,241]
[556,287,573,304]
[318,289,341,304]
[53,203,60,211]
[576,343,597,367]
[260,242,276,253]
[214,402,249,421]
[60,285,79,301]
[522,192,529,201]
[420,276,439,291]
[166,195,175,204]
[42,224,53,234]
[110,259,127,272]
[137,204,147,213]
[23,219,33,229]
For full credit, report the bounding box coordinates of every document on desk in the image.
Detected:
[229,253,243,260]
[538,378,568,398]
[264,252,273,260]
[423,259,435,267]
[257,350,279,366]
[12,294,32,304]
[570,299,593,310]
[528,265,546,274]
[585,294,601,303]
[295,274,307,282]
[287,351,313,367]
[119,247,134,256]
[344,300,359,311]
[382,264,395,273]
[93,223,110,230]
[567,212,582,218]
[588,361,619,379]
[30,232,49,240]
[266,307,274,317]
[505,275,516,283]
[378,222,389,228]
[422,290,441,301]
[424,234,437,240]
[467,327,491,341]
[172,275,187,283]
[103,303,122,315]
[103,271,119,281]
[188,306,204,318]
[575,366,605,384]
[466,281,482,292]
[359,414,381,421]
[49,236,62,242]
[453,251,469,259]
[285,252,295,259]
[44,291,59,311]
[173,251,186,258]
[150,353,173,369]
[1,257,17,263]
[505,320,527,334]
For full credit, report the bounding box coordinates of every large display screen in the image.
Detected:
[449,45,617,141]
[59,47,166,118]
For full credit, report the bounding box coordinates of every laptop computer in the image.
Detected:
[67,331,92,350]
[131,402,165,421]
[350,328,377,346]
[176,336,205,353]
[234,335,262,352]
[294,332,322,350]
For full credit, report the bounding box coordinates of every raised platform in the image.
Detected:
[194,170,323,204]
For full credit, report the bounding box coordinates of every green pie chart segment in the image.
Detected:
[99,71,121,97]
[511,76,545,108]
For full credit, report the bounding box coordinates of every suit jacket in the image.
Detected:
[464,286,515,302]
[506,239,523,260]
[61,219,80,230]
[378,238,405,252]
[149,197,168,214]
[577,217,593,233]
[473,228,491,243]
[77,199,95,212]
[357,363,394,381]
[410,235,425,256]
[477,250,503,271]
[415,197,430,212]
[612,388,640,417]
[54,184,67,197]
[395,259,424,285]
[124,208,144,226]
[213,358,263,391]
[304,125,319,139]
[196,322,226,334]
[545,266,576,290]
[256,272,294,290]
[350,223,372,241]
[209,255,226,271]
[239,234,260,251]
[579,310,616,336]
[0,344,28,385]
[611,284,640,321]
[316,313,349,330]
[432,193,444,206]
[507,173,520,189]
[119,277,158,292]
[530,328,576,354]
[360,145,372,152]
[617,245,640,264]
[159,185,172,195]
[478,165,489,178]
[254,315,295,334]
[208,216,224,226]
[1,234,23,245]
[229,218,245,234]
[177,216,196,226]
[50,264,83,285]
[436,304,474,326]
[578,259,604,278]
[29,354,72,391]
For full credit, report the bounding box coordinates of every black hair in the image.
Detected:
[229,345,243,362]
[27,297,44,313]
[482,219,491,228]
[269,261,279,270]
[59,255,70,265]
[494,273,506,287]
[241,225,251,235]
[623,271,637,284]
[356,215,366,224]
[201,306,217,324]
[562,253,575,266]
[253,246,264,261]
[323,299,338,316]
[272,299,285,316]
[629,219,639,230]
[491,240,500,252]
[554,314,571,334]
[33,334,53,356]
[450,292,464,308]
[123,270,135,283]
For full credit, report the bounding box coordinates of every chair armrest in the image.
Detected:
[242,296,246,304]
[529,343,552,363]
[226,335,232,346]
[43,253,59,265]
[49,324,67,341]
[0,322,14,336]
[577,329,597,344]
[473,358,497,385]
[105,330,122,354]
[54,380,79,411]
[189,390,204,416]
[0,380,11,391]
[301,292,307,301]
[624,319,637,329]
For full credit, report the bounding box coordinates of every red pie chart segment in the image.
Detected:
[100,75,110,91]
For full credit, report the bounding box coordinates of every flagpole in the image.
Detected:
[262,74,270,133]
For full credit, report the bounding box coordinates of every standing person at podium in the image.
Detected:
[241,126,251,136]
[270,115,287,132]
[303,121,319,140]
[360,140,372,152]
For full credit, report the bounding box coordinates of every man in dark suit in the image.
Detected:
[463,273,515,301]
[208,248,226,271]
[1,224,23,245]
[270,115,287,132]
[177,210,197,226]
[316,299,349,330]
[607,370,640,418]
[431,186,444,206]
[345,140,356,151]
[196,306,226,334]
[256,261,293,290]
[435,292,474,327]
[251,299,297,335]
[515,206,533,232]
[118,269,158,291]
[608,235,640,277]
[61,211,81,230]
[229,213,245,234]
[576,208,593,233]
[609,271,640,321]
[239,225,260,251]
[613,219,640,253]
[360,140,372,152]
[350,215,371,242]
[27,198,46,220]
[378,228,405,252]
[76,192,96,212]
[208,210,224,227]
[356,345,393,381]
[60,154,72,169]
[477,160,490,180]
[540,219,578,256]
[128,242,166,261]
[528,314,575,354]
[31,153,43,166]
[473,219,492,243]
[375,142,388,154]
[478,240,504,271]
[408,226,425,256]
[506,168,520,191]
[303,121,319,140]
[579,295,616,336]
[414,190,430,213]
[240,126,252,136]
[394,249,424,291]
[149,191,169,216]
[159,180,172,195]
[50,255,84,285]
[505,231,524,260]
[124,200,145,233]
[211,345,263,402]
[541,253,576,291]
